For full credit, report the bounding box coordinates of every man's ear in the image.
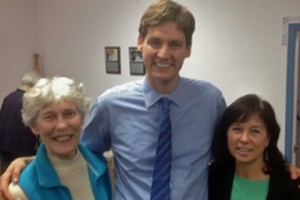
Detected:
[186,44,192,58]
[137,35,143,52]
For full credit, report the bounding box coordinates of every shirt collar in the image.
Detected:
[142,77,184,108]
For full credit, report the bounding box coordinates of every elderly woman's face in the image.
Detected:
[30,100,84,160]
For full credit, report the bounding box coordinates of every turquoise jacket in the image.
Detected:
[19,143,112,200]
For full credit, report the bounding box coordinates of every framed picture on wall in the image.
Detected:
[129,47,145,76]
[105,46,121,74]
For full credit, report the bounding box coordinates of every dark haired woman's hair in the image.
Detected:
[212,94,287,173]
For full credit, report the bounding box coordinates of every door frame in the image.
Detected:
[285,23,300,163]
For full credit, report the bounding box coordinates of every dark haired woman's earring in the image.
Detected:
[264,148,270,162]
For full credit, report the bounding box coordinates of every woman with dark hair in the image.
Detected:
[209,94,300,200]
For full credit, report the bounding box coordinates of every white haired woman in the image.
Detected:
[8,77,111,200]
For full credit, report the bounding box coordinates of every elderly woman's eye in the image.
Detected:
[43,115,53,120]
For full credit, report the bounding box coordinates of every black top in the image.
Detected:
[0,88,37,155]
[209,161,300,200]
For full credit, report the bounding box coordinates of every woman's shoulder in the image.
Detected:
[208,160,234,200]
[209,160,235,183]
[9,183,28,200]
[271,169,300,183]
[269,169,300,199]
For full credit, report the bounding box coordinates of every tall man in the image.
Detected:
[82,0,225,199]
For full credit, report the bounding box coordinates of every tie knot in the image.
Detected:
[161,97,171,110]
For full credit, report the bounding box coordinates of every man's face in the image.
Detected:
[138,21,191,92]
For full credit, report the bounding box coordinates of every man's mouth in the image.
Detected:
[156,62,171,68]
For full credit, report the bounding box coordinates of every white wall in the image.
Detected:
[0,0,38,100]
[1,0,300,152]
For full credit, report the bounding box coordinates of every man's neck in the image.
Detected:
[147,76,180,95]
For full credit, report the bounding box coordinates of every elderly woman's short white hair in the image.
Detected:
[22,77,90,126]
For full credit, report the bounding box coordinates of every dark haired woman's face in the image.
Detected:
[227,114,270,167]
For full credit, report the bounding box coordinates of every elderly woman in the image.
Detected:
[8,77,111,200]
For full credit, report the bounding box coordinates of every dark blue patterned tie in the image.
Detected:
[150,97,172,200]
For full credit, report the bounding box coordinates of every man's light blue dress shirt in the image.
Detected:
[81,77,226,200]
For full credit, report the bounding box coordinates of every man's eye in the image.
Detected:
[149,40,160,46]
[171,42,182,48]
